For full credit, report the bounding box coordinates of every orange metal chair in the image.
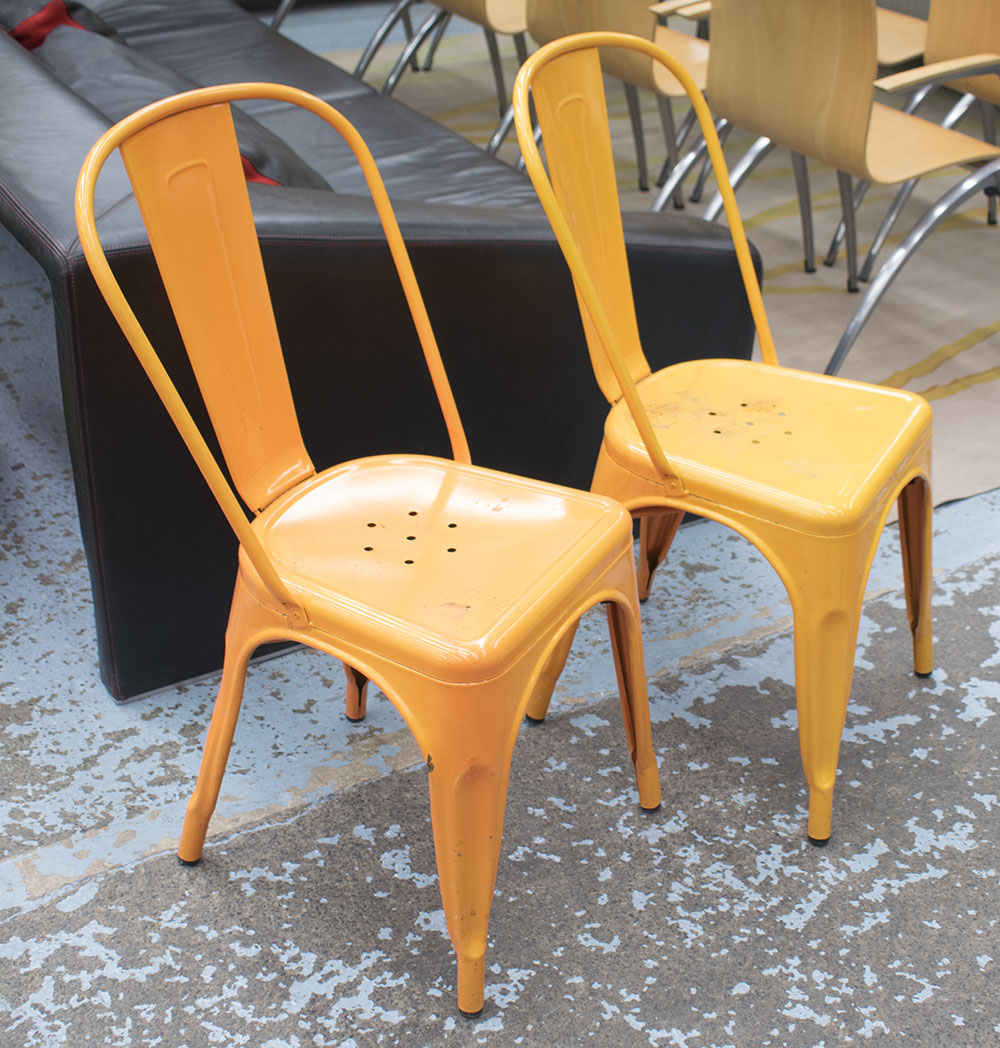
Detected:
[74,82,661,1016]
[513,33,934,846]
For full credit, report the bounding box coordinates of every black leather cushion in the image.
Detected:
[33,23,332,190]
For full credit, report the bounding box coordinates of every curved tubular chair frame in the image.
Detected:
[75,82,661,1016]
[514,32,934,846]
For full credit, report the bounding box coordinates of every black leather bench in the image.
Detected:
[0,0,758,698]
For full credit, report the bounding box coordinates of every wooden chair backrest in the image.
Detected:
[707,0,877,177]
[926,0,1000,105]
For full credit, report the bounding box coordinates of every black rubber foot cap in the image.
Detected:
[178,856,202,867]
[915,670,933,679]
[808,835,830,848]
[641,803,662,815]
[524,714,545,725]
[345,714,366,723]
[459,1007,484,1020]
[805,263,816,273]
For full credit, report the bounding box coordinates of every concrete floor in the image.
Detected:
[2,4,1000,1044]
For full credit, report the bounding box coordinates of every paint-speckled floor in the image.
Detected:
[3,218,1000,1047]
[3,5,1000,1043]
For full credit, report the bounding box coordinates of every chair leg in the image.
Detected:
[858,178,917,281]
[605,598,662,812]
[422,695,522,1016]
[785,540,868,845]
[656,96,684,209]
[421,10,451,71]
[524,621,578,722]
[980,99,999,225]
[178,577,268,864]
[637,510,683,601]
[269,0,298,32]
[382,8,446,94]
[837,170,860,292]
[344,663,370,722]
[897,476,934,676]
[688,116,729,202]
[651,136,706,213]
[486,104,514,155]
[826,155,1000,375]
[703,135,775,221]
[790,152,816,273]
[353,0,417,79]
[624,83,649,191]
[484,28,507,117]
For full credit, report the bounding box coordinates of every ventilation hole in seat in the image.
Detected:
[708,411,717,416]
[364,546,373,552]
[406,536,416,541]
[740,402,748,407]
[447,547,456,553]
[713,429,722,434]
[408,510,418,516]
[751,440,760,445]
[367,522,377,528]
[448,522,458,529]
[404,559,414,565]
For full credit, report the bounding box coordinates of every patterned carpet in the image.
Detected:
[329,29,1000,507]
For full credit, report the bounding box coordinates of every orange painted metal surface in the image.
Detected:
[75,82,661,1015]
[514,33,933,845]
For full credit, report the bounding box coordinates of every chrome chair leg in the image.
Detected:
[689,117,728,202]
[703,135,775,221]
[859,177,918,281]
[354,0,419,79]
[826,156,1000,374]
[421,11,452,70]
[837,170,860,291]
[513,31,528,66]
[824,177,868,268]
[382,8,447,94]
[791,152,816,273]
[980,99,999,225]
[487,105,514,155]
[484,28,508,116]
[654,106,696,186]
[656,96,684,208]
[269,0,298,32]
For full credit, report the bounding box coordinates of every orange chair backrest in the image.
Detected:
[117,102,314,513]
[925,0,1000,105]
[526,45,651,402]
[514,33,776,481]
[706,0,877,177]
[76,84,471,606]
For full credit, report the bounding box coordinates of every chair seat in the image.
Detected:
[865,100,1000,184]
[250,455,633,681]
[875,7,926,67]
[603,359,931,534]
[652,25,709,95]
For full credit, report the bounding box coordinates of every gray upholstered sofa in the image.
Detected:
[0,0,759,698]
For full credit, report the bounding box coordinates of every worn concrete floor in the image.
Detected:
[2,212,1000,1044]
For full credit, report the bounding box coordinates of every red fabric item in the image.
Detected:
[8,1,87,50]
[240,156,281,187]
